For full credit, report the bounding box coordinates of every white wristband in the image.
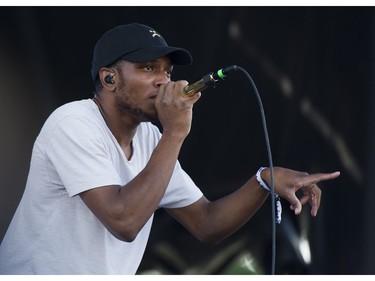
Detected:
[256,167,282,224]
[256,167,271,192]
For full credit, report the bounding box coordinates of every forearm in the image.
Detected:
[118,134,184,226]
[81,133,185,242]
[192,176,269,245]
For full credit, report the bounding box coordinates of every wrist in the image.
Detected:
[256,167,271,192]
[161,130,187,143]
[256,167,282,224]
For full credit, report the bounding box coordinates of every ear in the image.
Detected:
[99,68,116,90]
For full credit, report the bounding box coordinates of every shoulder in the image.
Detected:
[50,99,98,121]
[43,99,100,129]
[36,99,104,145]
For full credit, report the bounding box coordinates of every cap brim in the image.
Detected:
[122,46,192,66]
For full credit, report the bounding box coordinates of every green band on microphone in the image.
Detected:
[218,69,225,79]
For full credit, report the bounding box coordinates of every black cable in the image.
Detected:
[190,64,277,274]
[234,66,277,275]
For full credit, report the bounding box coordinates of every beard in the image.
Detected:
[114,80,158,122]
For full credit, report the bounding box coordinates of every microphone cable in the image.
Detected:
[233,66,277,275]
[185,65,278,274]
[211,65,277,275]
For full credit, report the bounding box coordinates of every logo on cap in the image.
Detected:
[149,29,161,38]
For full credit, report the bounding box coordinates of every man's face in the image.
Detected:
[114,56,173,122]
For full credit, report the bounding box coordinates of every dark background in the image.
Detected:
[0,6,374,274]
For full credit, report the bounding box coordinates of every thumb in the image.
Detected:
[289,196,302,215]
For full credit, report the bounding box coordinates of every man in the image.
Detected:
[0,23,340,274]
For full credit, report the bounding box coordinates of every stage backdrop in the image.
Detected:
[0,6,373,274]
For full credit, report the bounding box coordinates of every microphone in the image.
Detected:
[183,65,237,97]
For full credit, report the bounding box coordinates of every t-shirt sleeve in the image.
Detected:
[45,115,122,197]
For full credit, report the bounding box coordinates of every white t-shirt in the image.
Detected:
[0,99,203,274]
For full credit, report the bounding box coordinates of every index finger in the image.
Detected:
[300,171,340,188]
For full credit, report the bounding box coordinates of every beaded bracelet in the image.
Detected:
[256,167,282,224]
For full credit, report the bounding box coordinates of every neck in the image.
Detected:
[93,93,137,148]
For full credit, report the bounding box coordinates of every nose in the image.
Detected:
[154,72,171,88]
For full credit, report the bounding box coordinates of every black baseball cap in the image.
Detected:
[91,23,193,82]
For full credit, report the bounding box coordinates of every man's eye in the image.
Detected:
[166,69,173,78]
[144,66,153,71]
